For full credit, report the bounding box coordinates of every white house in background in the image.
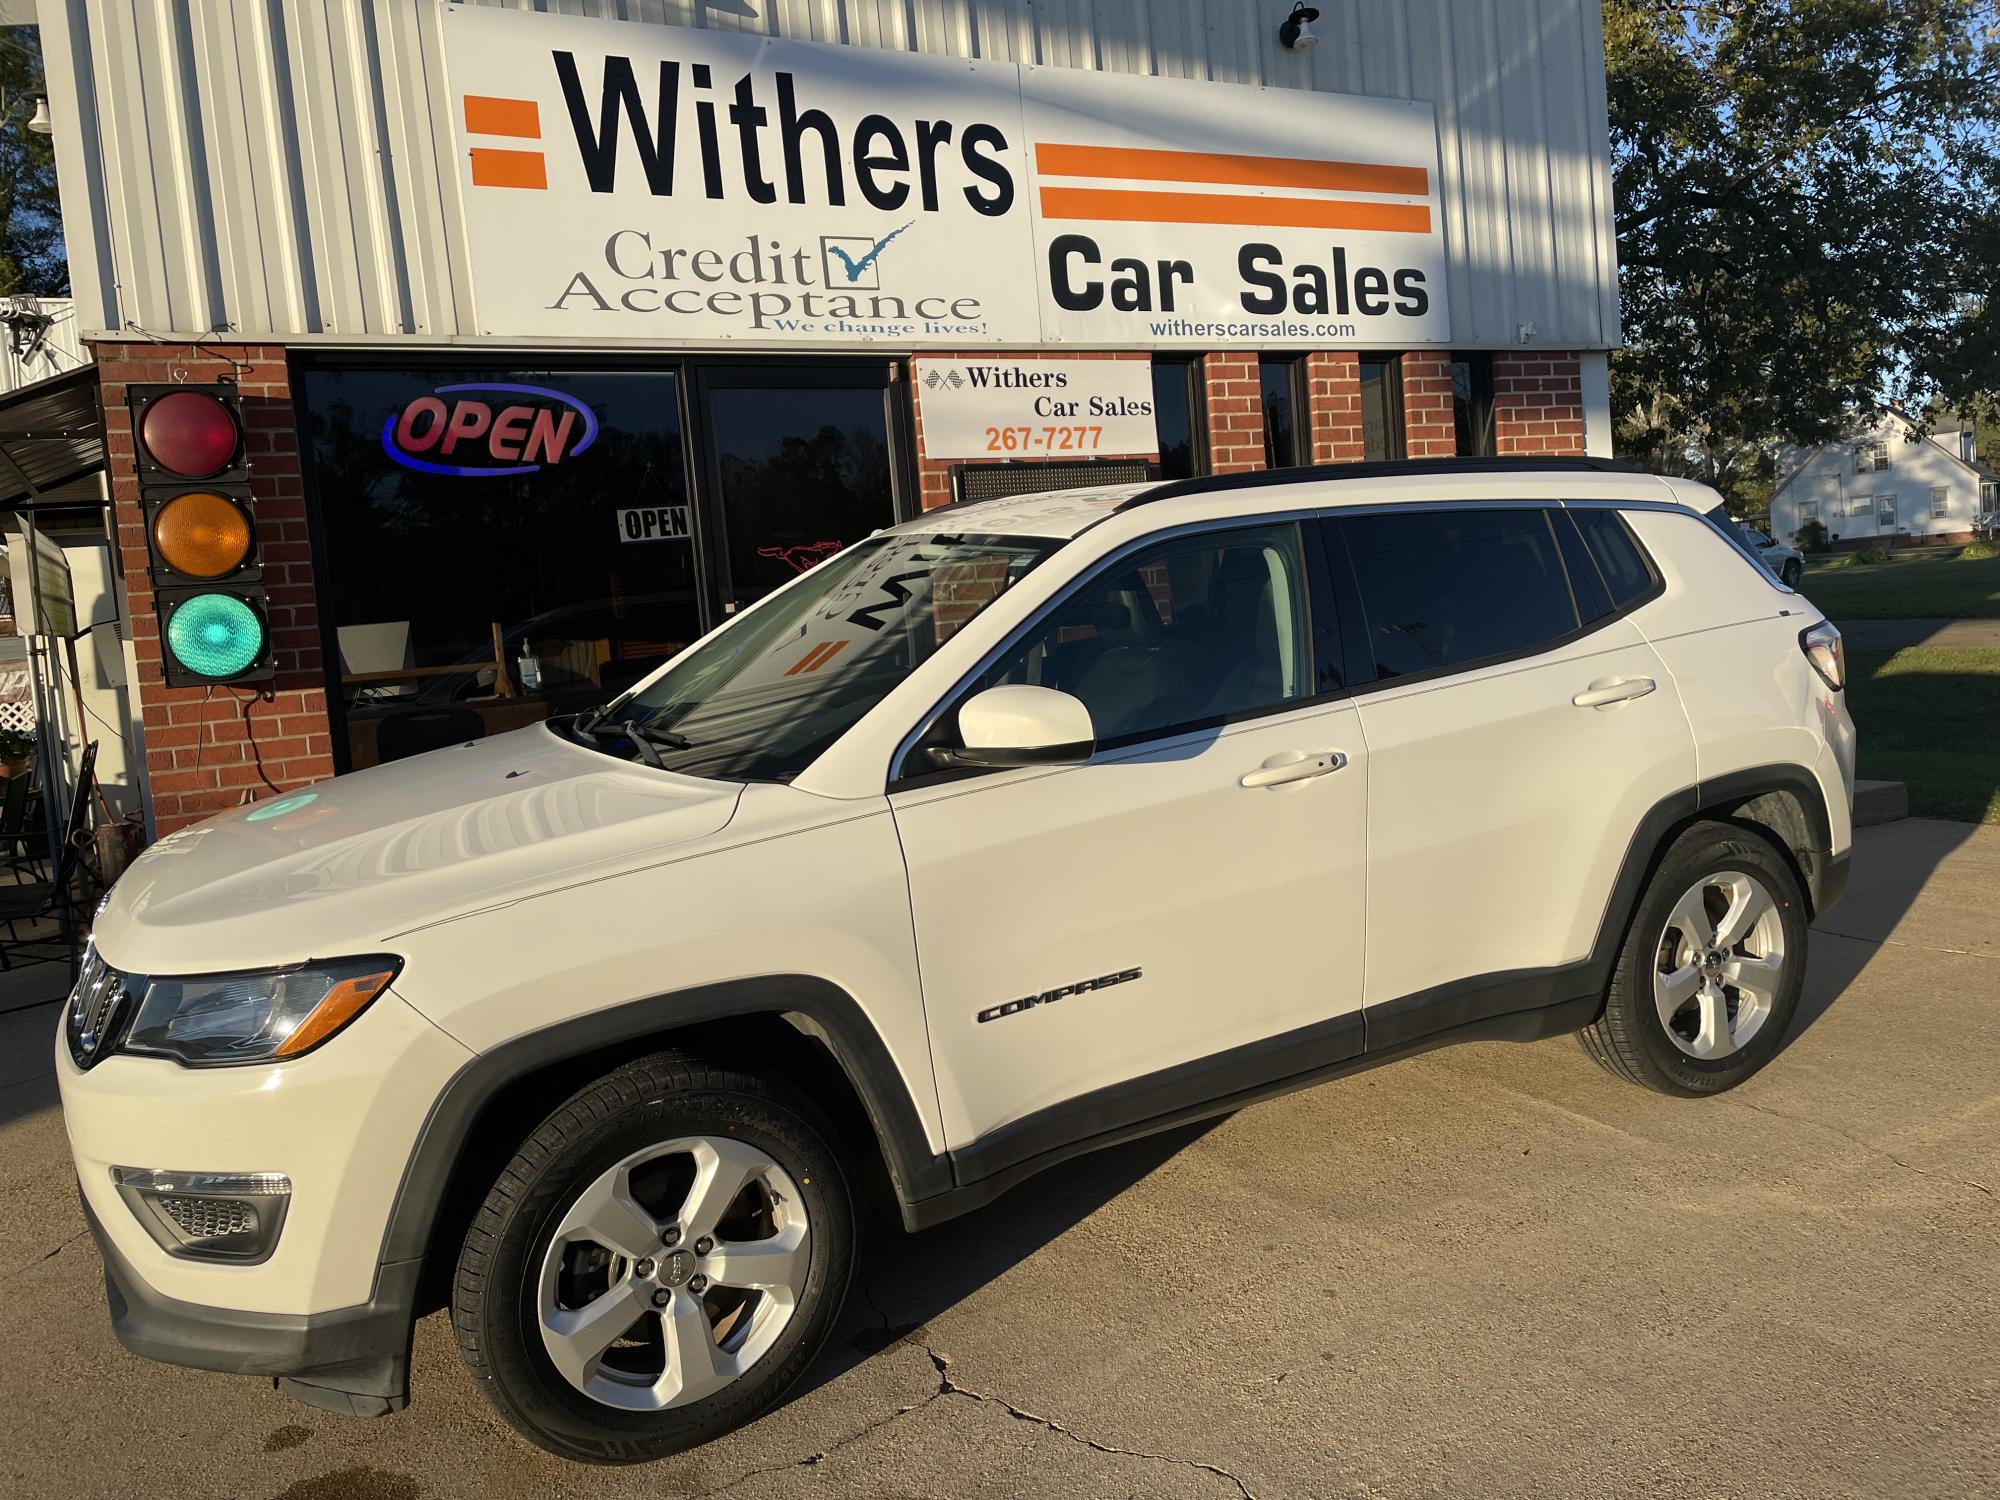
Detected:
[1770,411,1997,549]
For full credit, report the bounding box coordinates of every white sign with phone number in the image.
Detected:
[915,358,1157,461]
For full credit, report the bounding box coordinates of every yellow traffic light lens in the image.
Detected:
[152,492,251,579]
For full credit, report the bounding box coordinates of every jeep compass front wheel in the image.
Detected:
[452,1052,855,1463]
[1580,821,1808,1095]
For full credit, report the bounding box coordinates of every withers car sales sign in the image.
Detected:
[441,7,1450,349]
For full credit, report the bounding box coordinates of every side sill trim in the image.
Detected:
[905,995,1597,1231]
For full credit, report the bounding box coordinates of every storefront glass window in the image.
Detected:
[297,365,697,769]
[1359,356,1406,461]
[1151,358,1203,479]
[1451,354,1496,456]
[706,383,895,608]
[1260,357,1304,469]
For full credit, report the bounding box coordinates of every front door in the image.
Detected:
[692,364,910,618]
[890,520,1369,1161]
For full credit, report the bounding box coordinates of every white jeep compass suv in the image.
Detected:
[59,458,1855,1463]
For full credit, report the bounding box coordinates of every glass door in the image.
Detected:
[692,364,912,615]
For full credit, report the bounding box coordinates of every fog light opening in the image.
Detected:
[112,1168,292,1263]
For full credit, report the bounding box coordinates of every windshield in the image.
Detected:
[577,531,1056,782]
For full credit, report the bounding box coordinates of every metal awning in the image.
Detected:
[0,364,104,508]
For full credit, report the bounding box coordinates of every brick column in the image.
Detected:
[95,341,337,835]
[1305,352,1364,464]
[1201,353,1265,475]
[1491,353,1586,456]
[1400,351,1457,458]
[909,352,1159,510]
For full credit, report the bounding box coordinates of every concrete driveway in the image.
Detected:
[3,819,1995,1500]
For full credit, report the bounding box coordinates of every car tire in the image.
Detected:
[1781,559,1803,588]
[451,1051,855,1464]
[1579,821,1809,1096]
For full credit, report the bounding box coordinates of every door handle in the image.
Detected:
[1572,676,1657,709]
[1239,750,1348,789]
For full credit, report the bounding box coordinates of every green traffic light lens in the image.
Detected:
[167,593,265,678]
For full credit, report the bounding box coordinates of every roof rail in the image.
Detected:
[1116,455,1642,511]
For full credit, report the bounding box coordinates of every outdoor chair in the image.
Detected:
[0,742,97,973]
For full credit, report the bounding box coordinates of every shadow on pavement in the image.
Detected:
[1777,816,1981,1056]
[796,1118,1220,1399]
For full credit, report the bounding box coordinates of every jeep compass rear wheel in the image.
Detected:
[1580,821,1808,1095]
[452,1052,854,1463]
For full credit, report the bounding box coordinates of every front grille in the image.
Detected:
[66,948,135,1068]
[154,1195,259,1241]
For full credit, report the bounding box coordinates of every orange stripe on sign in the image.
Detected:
[463,94,542,138]
[469,148,548,190]
[1038,186,1432,234]
[1036,142,1427,197]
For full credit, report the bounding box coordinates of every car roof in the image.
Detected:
[886,458,1701,541]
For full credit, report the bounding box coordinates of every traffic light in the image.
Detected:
[128,383,272,687]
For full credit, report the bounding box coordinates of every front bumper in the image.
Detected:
[83,1192,419,1416]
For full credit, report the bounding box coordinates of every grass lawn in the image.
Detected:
[1799,548,2000,619]
[1845,647,2000,824]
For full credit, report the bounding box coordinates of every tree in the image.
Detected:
[1607,1,2000,461]
[0,25,66,296]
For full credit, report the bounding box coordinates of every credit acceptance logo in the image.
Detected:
[381,383,599,477]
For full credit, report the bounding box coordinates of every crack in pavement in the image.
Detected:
[1816,926,1992,961]
[686,1280,1257,1500]
[1728,1097,1995,1200]
[912,1340,1258,1500]
[4,1227,87,1282]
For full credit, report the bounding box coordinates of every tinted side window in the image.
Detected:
[977,523,1314,744]
[1568,507,1658,608]
[1339,508,1580,680]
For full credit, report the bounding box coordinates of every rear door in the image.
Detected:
[890,518,1370,1158]
[1327,503,1696,1047]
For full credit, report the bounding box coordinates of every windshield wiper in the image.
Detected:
[580,716,692,769]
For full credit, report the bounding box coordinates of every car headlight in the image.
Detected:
[119,956,403,1066]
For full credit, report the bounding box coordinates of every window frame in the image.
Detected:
[1357,354,1408,462]
[1320,499,1666,699]
[1449,353,1497,457]
[1150,355,1210,480]
[887,511,1345,790]
[1257,354,1310,470]
[1855,440,1889,474]
[1928,486,1950,520]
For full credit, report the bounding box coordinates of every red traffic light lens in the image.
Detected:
[140,390,240,479]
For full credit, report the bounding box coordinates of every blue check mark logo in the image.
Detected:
[825,221,914,282]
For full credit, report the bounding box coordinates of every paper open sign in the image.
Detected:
[617,505,691,543]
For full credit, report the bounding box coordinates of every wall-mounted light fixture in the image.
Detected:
[1279,3,1321,50]
[26,95,51,134]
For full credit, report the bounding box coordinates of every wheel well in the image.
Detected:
[1702,787,1824,914]
[411,1012,899,1315]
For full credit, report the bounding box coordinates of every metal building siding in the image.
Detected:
[39,0,1619,350]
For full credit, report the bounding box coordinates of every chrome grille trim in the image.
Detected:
[65,947,136,1069]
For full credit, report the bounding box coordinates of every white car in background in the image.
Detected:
[1734,522,1805,587]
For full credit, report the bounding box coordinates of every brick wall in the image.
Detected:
[1305,352,1363,464]
[1201,353,1265,474]
[1400,351,1457,458]
[910,352,1158,511]
[1492,353,1585,455]
[96,341,337,834]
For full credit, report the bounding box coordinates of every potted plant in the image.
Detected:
[0,727,35,778]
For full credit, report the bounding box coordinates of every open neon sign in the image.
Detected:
[381,382,600,476]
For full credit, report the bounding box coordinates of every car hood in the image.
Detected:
[92,726,742,973]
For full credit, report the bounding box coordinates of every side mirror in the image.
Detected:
[929,684,1095,769]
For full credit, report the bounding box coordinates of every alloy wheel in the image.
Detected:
[1652,869,1789,1060]
[536,1136,811,1410]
